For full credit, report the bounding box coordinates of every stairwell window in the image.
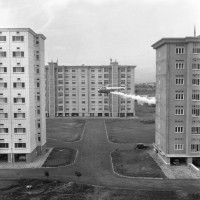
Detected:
[175,126,184,133]
[175,47,185,54]
[0,52,6,57]
[191,144,200,152]
[191,127,200,134]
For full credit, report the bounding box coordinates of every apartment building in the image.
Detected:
[45,60,136,117]
[0,28,46,163]
[152,36,200,165]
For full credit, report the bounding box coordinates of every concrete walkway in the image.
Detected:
[0,148,53,169]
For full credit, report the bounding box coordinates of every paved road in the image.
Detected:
[0,119,200,192]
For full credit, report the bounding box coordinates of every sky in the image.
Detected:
[0,0,200,83]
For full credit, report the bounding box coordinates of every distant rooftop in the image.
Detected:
[152,36,200,49]
[0,28,46,40]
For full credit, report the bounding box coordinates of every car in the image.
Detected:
[135,143,150,150]
[172,159,180,166]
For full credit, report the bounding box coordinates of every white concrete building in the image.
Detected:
[0,28,46,162]
[45,60,136,118]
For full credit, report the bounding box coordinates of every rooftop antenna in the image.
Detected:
[194,25,196,37]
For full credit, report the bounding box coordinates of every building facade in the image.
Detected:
[152,36,200,165]
[0,28,46,163]
[45,60,136,117]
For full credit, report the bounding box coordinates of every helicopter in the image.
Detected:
[98,84,126,95]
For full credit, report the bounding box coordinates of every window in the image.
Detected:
[192,78,200,86]
[175,108,184,115]
[191,144,200,152]
[82,94,85,96]
[98,101,102,103]
[104,80,109,85]
[98,69,102,72]
[191,127,200,134]
[121,74,125,78]
[12,36,24,42]
[38,123,40,128]
[81,82,85,84]
[37,82,40,87]
[36,55,39,60]
[175,61,184,69]
[13,51,24,57]
[192,90,200,101]
[72,76,76,78]
[0,67,7,72]
[14,113,25,118]
[0,98,7,103]
[175,78,184,85]
[81,88,85,90]
[91,82,95,84]
[192,105,200,117]
[0,143,9,148]
[121,80,125,84]
[192,63,200,70]
[82,101,85,104]
[121,68,125,72]
[91,101,95,103]
[15,143,26,148]
[82,108,85,111]
[175,92,184,100]
[98,76,102,78]
[0,52,6,57]
[0,36,6,41]
[0,113,8,118]
[91,69,95,72]
[72,82,76,84]
[175,47,184,54]
[0,128,8,133]
[104,74,109,78]
[72,94,76,96]
[13,67,24,72]
[91,94,95,96]
[13,82,25,88]
[58,74,63,78]
[72,88,76,90]
[72,101,76,104]
[174,144,183,150]
[72,69,76,72]
[14,128,26,133]
[0,83,7,88]
[193,48,200,54]
[104,68,109,72]
[81,70,85,72]
[13,98,25,103]
[36,40,39,45]
[175,126,184,133]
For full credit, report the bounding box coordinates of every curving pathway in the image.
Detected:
[0,119,200,192]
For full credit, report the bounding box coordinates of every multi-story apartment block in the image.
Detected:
[45,60,136,117]
[0,28,46,163]
[152,36,200,165]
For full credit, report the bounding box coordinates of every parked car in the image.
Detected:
[135,143,149,150]
[172,159,180,166]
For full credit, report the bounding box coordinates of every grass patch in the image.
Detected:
[42,148,77,167]
[111,149,166,178]
[46,119,85,142]
[106,119,154,143]
[135,103,155,120]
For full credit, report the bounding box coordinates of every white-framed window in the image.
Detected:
[192,105,200,117]
[192,90,200,101]
[175,62,184,69]
[175,93,184,100]
[191,127,200,134]
[175,47,185,54]
[175,78,184,85]
[175,108,184,115]
[191,144,200,152]
[192,79,200,86]
[175,126,184,133]
[174,144,183,150]
[13,97,25,103]
[193,48,200,54]
[192,63,200,70]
